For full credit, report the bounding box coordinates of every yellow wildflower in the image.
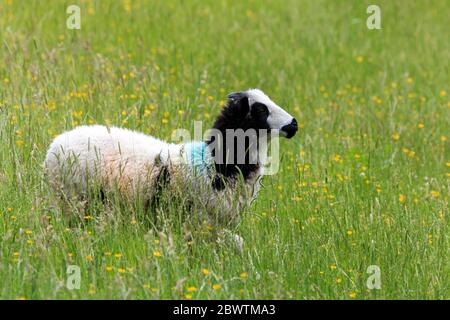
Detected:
[333,154,342,162]
[153,250,162,257]
[431,191,440,198]
[201,268,209,276]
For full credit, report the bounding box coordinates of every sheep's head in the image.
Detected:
[207,89,297,186]
[224,89,298,139]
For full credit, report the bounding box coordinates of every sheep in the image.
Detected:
[44,88,298,226]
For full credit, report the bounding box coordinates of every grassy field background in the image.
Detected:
[0,0,448,299]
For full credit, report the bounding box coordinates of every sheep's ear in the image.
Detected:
[227,91,249,117]
[228,91,247,101]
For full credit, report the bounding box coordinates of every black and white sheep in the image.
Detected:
[44,89,298,221]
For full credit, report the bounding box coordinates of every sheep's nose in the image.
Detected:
[281,118,298,139]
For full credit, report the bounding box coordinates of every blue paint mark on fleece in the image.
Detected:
[185,141,213,175]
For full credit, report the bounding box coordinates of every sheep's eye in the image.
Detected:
[251,103,269,118]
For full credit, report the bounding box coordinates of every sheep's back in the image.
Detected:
[44,125,167,198]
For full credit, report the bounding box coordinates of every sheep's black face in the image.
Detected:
[249,102,271,130]
[224,98,272,133]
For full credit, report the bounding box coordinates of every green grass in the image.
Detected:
[0,0,449,299]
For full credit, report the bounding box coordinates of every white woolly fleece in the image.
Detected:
[44,125,199,198]
[44,124,261,219]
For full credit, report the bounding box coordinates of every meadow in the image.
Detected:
[0,0,448,299]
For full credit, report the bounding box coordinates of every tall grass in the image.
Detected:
[0,0,448,299]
